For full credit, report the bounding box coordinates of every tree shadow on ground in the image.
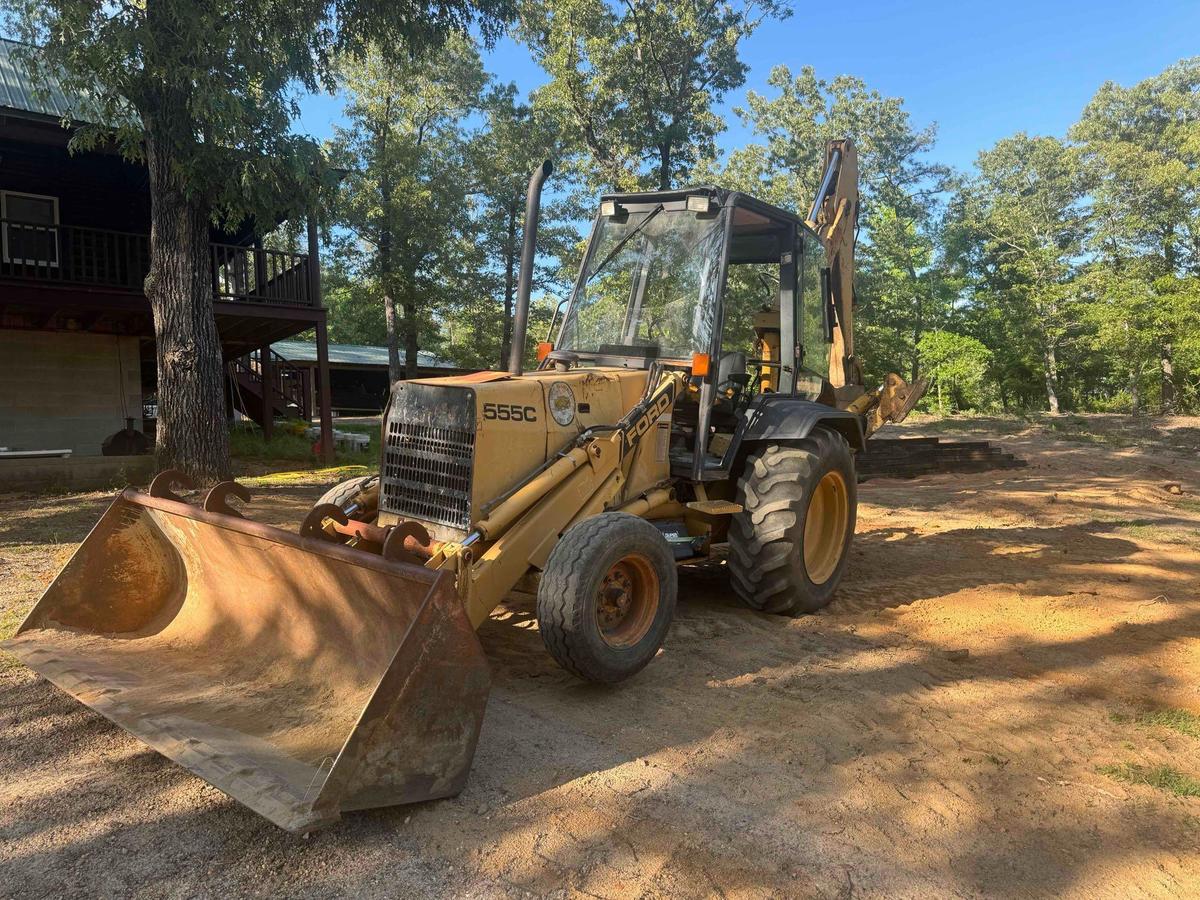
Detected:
[3,463,1200,895]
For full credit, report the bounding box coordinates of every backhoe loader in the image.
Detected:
[4,140,924,832]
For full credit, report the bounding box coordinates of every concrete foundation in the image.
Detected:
[0,330,143,457]
[0,454,154,492]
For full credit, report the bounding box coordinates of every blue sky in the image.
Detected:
[296,0,1199,174]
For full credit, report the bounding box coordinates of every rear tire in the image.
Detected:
[537,512,678,683]
[728,429,856,615]
[313,475,379,519]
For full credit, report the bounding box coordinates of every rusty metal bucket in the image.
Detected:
[1,488,490,833]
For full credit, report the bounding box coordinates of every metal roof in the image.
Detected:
[0,39,76,120]
[272,340,457,370]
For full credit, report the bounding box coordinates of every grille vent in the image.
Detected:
[380,387,476,530]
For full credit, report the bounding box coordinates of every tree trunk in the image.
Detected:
[402,291,420,377]
[1125,323,1140,414]
[144,127,229,482]
[658,143,672,191]
[908,263,923,383]
[380,233,401,383]
[500,201,517,369]
[1160,341,1176,415]
[384,289,402,382]
[1161,229,1178,416]
[380,234,401,382]
[376,116,402,384]
[1042,341,1061,415]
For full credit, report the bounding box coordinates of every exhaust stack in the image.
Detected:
[509,159,553,375]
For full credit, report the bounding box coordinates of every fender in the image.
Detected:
[735,395,865,453]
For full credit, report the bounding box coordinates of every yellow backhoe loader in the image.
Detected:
[4,140,925,832]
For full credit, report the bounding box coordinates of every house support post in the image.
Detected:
[259,344,274,441]
[309,212,334,466]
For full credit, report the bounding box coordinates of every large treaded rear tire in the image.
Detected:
[537,512,678,683]
[728,428,856,615]
[314,475,378,518]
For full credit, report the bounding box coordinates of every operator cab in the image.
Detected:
[544,186,836,481]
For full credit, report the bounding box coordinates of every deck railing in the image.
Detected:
[0,219,315,307]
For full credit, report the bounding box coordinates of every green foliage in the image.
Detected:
[324,38,575,374]
[715,66,954,385]
[4,0,515,228]
[917,331,992,413]
[1070,59,1200,413]
[724,66,949,215]
[4,0,515,480]
[714,59,1198,415]
[520,0,787,192]
[1135,708,1200,739]
[323,264,387,346]
[945,134,1088,414]
[460,86,577,369]
[1098,763,1200,798]
[229,424,375,466]
[326,36,492,376]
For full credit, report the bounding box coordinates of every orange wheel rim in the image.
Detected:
[803,470,849,585]
[595,554,659,648]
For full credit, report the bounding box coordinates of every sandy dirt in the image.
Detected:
[2,416,1199,898]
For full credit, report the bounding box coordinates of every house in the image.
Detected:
[0,38,334,482]
[269,340,469,415]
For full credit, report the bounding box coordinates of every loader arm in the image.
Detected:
[448,370,687,627]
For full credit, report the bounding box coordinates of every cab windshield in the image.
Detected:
[557,203,728,360]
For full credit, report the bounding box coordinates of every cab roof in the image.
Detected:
[597,185,811,231]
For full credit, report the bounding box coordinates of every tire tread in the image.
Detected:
[728,429,855,615]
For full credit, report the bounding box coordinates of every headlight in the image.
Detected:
[548,381,576,426]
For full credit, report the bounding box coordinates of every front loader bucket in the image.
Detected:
[1,489,490,832]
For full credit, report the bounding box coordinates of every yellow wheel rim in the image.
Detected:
[595,554,659,648]
[803,470,850,585]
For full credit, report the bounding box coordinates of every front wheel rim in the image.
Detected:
[803,470,850,585]
[595,554,659,648]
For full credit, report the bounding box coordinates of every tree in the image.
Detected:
[323,265,387,347]
[5,0,513,480]
[917,331,992,413]
[1071,59,1200,414]
[946,134,1088,414]
[468,88,565,368]
[520,0,787,192]
[328,36,488,382]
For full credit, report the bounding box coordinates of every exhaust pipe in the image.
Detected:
[508,159,553,375]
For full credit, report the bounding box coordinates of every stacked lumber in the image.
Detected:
[857,437,1026,481]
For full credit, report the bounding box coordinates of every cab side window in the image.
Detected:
[721,262,778,360]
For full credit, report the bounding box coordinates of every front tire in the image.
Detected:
[728,429,857,615]
[537,512,678,683]
[313,474,379,520]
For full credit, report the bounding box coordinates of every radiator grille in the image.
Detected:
[380,386,476,531]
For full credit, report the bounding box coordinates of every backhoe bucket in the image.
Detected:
[1,489,490,833]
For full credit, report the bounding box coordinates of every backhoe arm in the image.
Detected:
[807,140,928,432]
[806,139,862,391]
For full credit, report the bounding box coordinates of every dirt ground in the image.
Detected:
[2,415,1199,898]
